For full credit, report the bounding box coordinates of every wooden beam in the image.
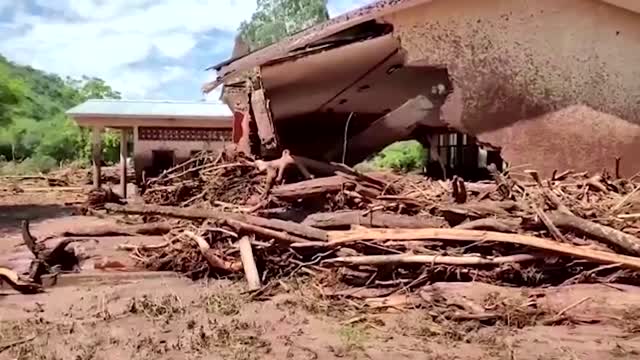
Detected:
[326,95,435,164]
[92,126,102,189]
[320,227,640,270]
[250,88,278,152]
[120,128,128,198]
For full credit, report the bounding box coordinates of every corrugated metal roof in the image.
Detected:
[67,99,233,119]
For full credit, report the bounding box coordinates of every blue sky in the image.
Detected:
[0,0,373,101]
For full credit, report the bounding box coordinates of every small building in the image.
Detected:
[67,99,233,196]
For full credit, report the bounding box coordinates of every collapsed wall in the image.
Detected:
[212,0,640,177]
[385,0,640,176]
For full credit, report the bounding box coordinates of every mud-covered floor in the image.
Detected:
[1,276,640,360]
[1,194,640,360]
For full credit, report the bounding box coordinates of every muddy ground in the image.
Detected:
[1,192,640,360]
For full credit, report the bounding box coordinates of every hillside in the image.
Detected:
[0,54,121,173]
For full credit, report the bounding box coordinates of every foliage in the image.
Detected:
[0,54,122,173]
[372,140,427,172]
[0,155,59,175]
[0,58,26,126]
[238,0,329,50]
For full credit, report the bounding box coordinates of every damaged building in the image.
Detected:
[204,0,640,178]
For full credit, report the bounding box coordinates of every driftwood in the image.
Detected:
[452,176,467,204]
[440,201,519,225]
[547,211,640,255]
[271,176,348,199]
[322,227,640,270]
[239,236,261,290]
[0,267,43,294]
[270,175,381,200]
[526,170,575,217]
[105,203,328,242]
[323,253,540,266]
[454,218,520,233]
[22,220,80,283]
[184,231,242,273]
[302,210,446,229]
[59,222,173,237]
[255,149,313,195]
[534,208,570,243]
[225,218,315,245]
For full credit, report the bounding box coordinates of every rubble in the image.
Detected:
[96,149,640,294]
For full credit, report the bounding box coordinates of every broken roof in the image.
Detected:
[203,0,432,92]
[203,0,640,93]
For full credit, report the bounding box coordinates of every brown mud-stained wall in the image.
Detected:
[481,106,640,177]
[385,0,640,176]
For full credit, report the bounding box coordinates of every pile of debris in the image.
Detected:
[0,165,133,196]
[105,150,640,291]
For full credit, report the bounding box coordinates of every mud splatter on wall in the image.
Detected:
[385,0,640,175]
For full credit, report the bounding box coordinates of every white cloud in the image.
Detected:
[152,33,198,58]
[0,0,375,99]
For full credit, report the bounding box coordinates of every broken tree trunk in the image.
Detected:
[323,253,540,267]
[546,211,640,255]
[302,210,446,229]
[0,266,43,294]
[270,175,381,200]
[239,236,261,290]
[255,149,313,195]
[225,218,315,244]
[184,231,242,273]
[454,218,521,233]
[105,203,328,242]
[318,227,640,270]
[58,222,173,237]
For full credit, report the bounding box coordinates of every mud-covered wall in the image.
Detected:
[386,0,640,176]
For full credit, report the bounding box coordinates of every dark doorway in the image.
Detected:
[150,150,175,177]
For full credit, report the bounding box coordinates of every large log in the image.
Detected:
[317,227,640,270]
[302,210,446,229]
[225,219,315,244]
[547,211,640,255]
[324,253,539,266]
[270,175,381,199]
[59,222,172,237]
[105,203,328,242]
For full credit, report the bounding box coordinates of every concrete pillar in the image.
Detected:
[120,128,128,198]
[91,126,102,189]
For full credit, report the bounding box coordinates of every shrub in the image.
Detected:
[0,155,58,175]
[371,140,426,172]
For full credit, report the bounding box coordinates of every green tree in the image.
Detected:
[77,76,122,100]
[0,53,123,171]
[0,62,25,126]
[238,0,329,50]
